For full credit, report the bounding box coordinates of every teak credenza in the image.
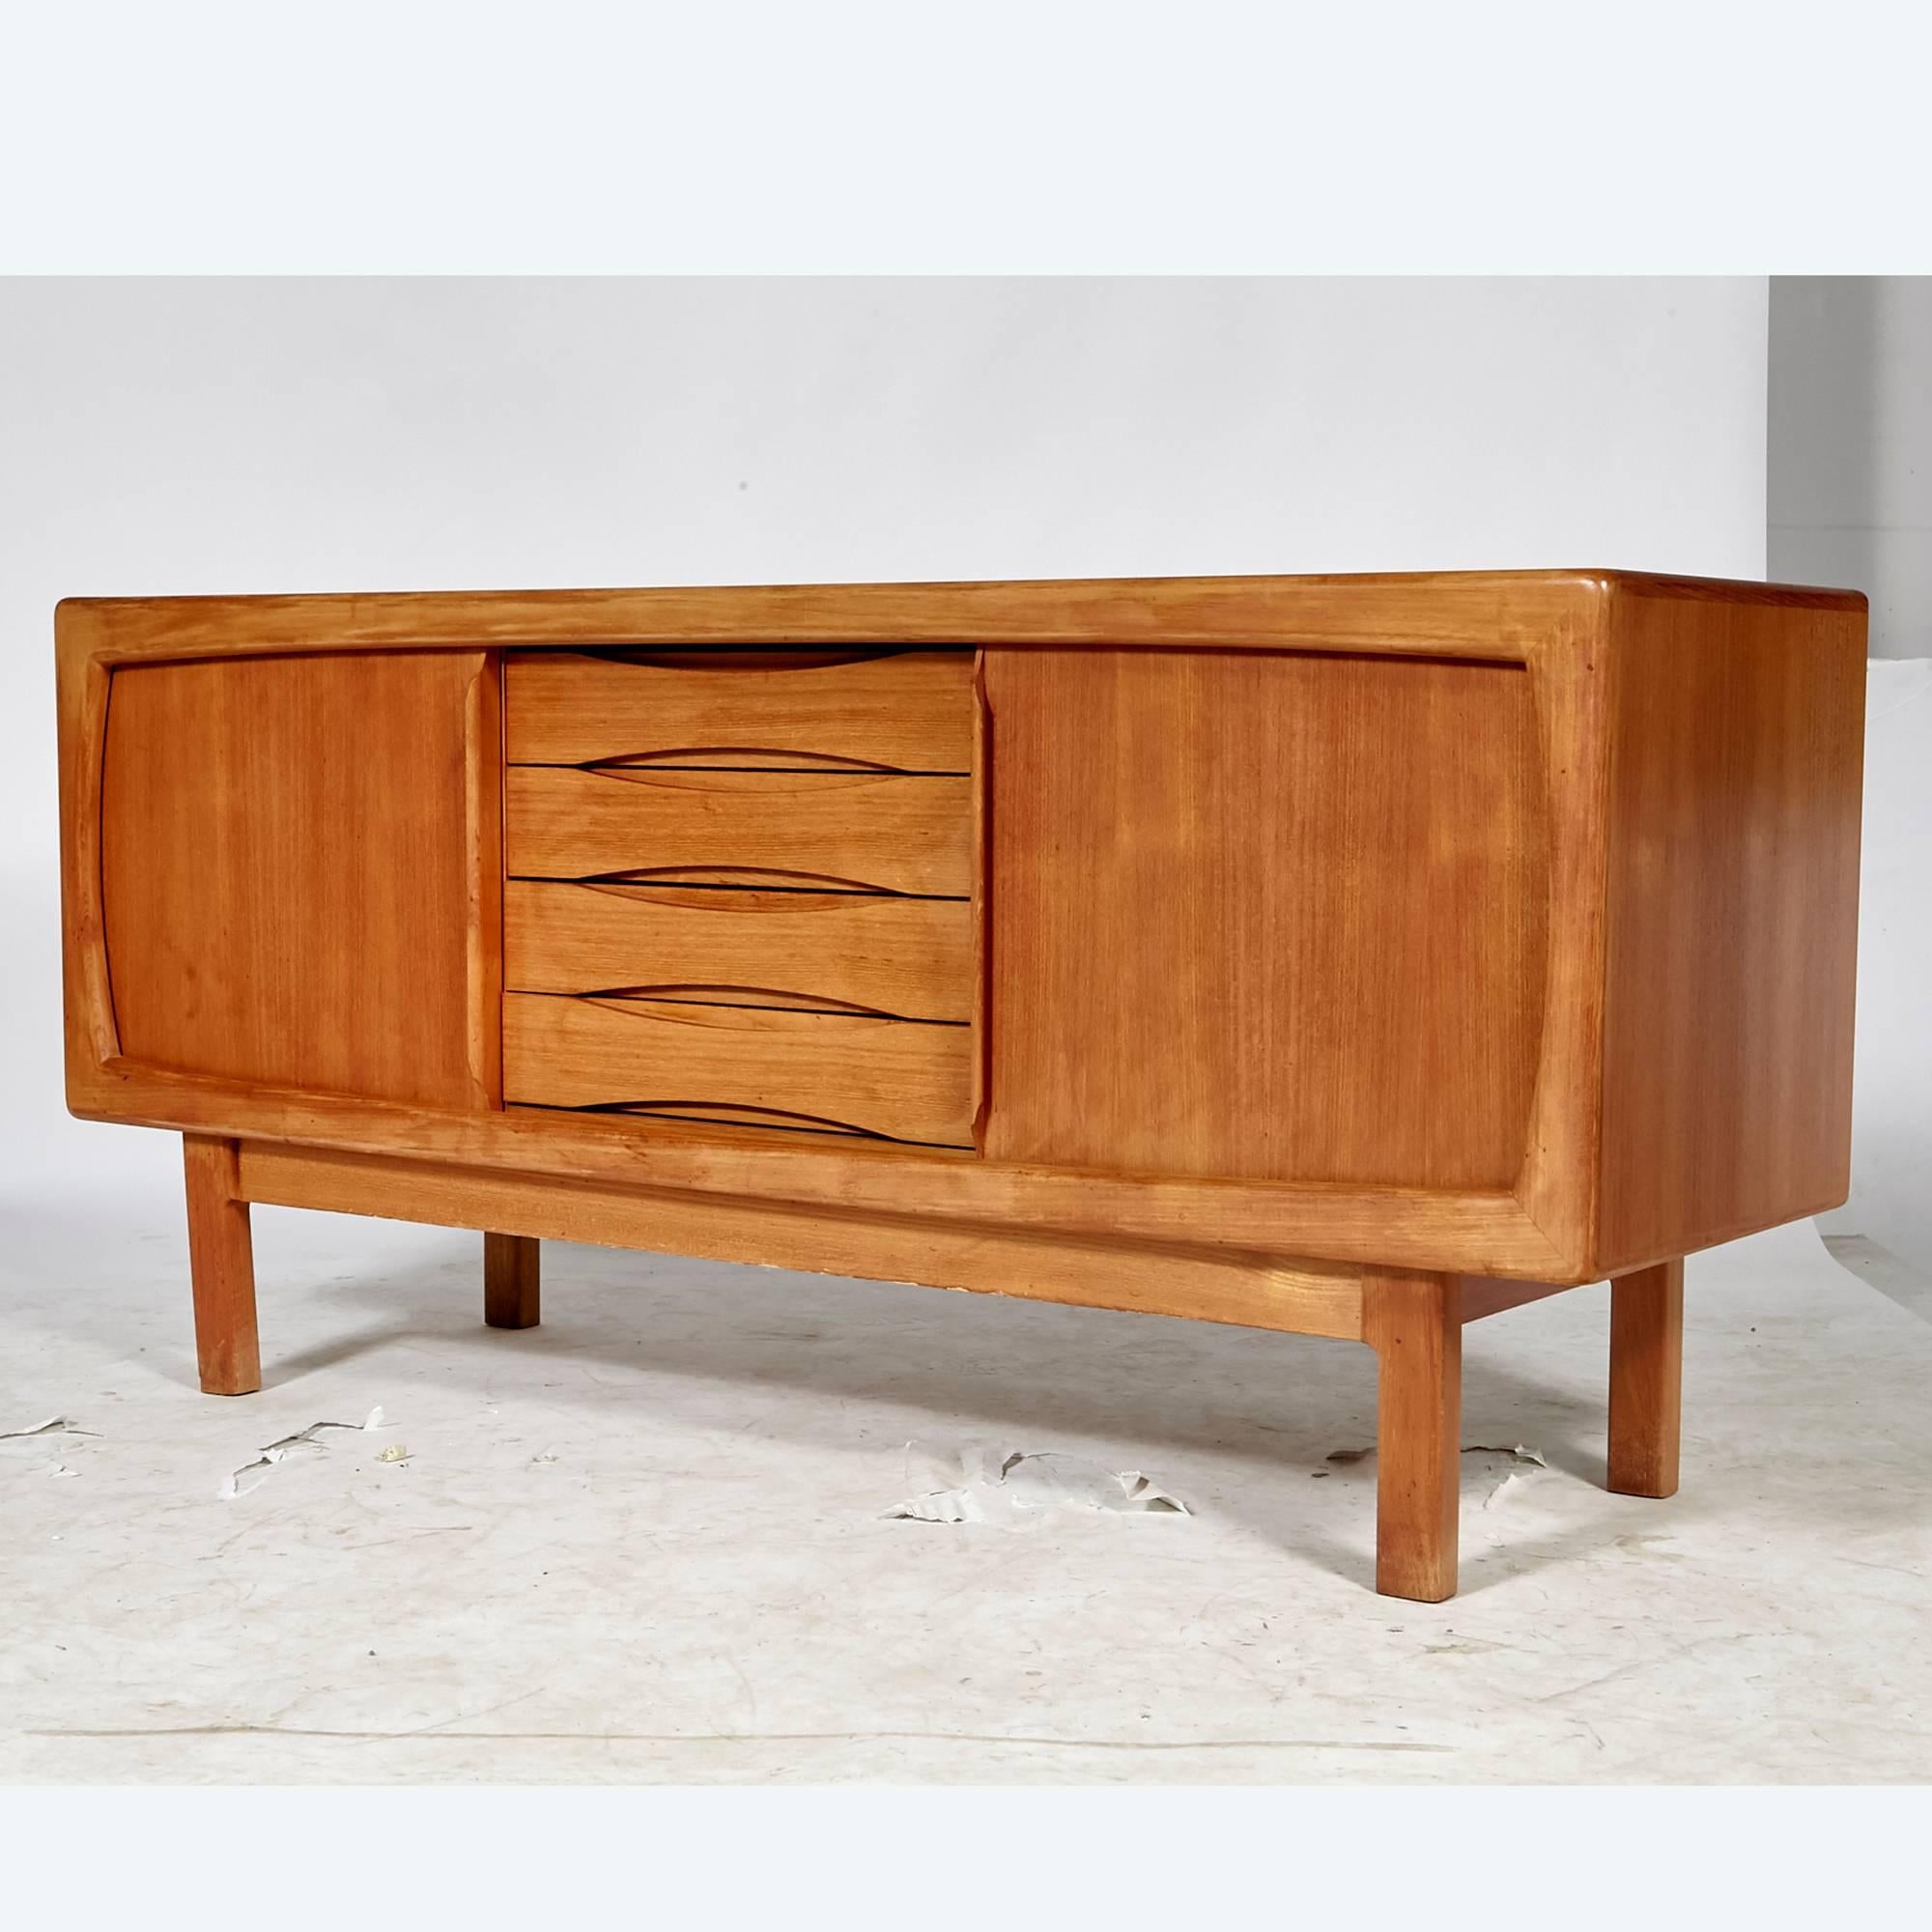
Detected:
[56,571,1866,1600]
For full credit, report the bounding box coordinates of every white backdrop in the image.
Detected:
[0,276,1771,1213]
[1819,658,1932,1274]
[1772,276,1932,660]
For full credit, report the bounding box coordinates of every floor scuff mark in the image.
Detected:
[220,1406,385,1499]
[1613,1532,1685,1561]
[885,1445,1189,1525]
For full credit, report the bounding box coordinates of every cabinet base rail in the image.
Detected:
[185,1134,1685,1603]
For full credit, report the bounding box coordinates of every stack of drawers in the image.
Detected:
[501,648,978,1147]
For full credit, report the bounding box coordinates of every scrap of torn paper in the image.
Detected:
[221,1406,386,1499]
[886,1444,1190,1525]
[1318,1440,1548,1509]
[1,1416,99,1442]
[3,1417,99,1480]
[1465,1443,1548,1510]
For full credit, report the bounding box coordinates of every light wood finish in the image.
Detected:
[506,766,972,897]
[484,1232,541,1329]
[239,1144,1369,1341]
[1458,1277,1577,1323]
[61,570,1860,667]
[56,639,115,1069]
[1363,1269,1462,1603]
[57,572,1868,1603]
[99,651,500,1109]
[505,647,973,771]
[969,651,990,1145]
[1607,1259,1684,1498]
[504,994,975,1147]
[1596,584,1866,1272]
[183,1135,260,1396]
[469,657,506,1106]
[1509,635,1614,1268]
[506,880,971,1020]
[983,648,1548,1188]
[76,1057,1571,1273]
[64,571,1865,1290]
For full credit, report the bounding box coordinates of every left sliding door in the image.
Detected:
[99,650,502,1109]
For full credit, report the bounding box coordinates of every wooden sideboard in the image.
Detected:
[55,571,1867,1600]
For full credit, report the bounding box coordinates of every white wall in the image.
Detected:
[1817,659,1932,1277]
[1770,278,1932,1273]
[1771,276,1932,658]
[0,276,1770,1205]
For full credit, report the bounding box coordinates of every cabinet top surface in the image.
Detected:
[56,569,1866,666]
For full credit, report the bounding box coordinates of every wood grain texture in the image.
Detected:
[484,1232,541,1329]
[970,650,990,1146]
[1596,584,1866,1270]
[100,651,497,1108]
[505,648,973,770]
[469,656,506,1106]
[1458,1277,1577,1323]
[60,572,1866,1293]
[506,766,972,897]
[58,571,1859,665]
[1607,1258,1683,1497]
[505,881,972,1020]
[504,994,975,1146]
[55,569,1876,1594]
[1509,630,1615,1269]
[184,1134,261,1396]
[238,1144,1369,1341]
[55,636,116,1067]
[71,1057,1579,1275]
[982,647,1549,1188]
[1363,1268,1462,1602]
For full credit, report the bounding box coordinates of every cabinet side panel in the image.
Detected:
[982,648,1549,1187]
[100,650,497,1110]
[1597,591,1865,1269]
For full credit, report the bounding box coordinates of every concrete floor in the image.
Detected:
[3,1187,1930,1782]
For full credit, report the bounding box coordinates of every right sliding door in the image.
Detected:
[980,647,1550,1189]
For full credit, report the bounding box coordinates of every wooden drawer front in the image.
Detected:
[505,648,973,771]
[506,767,971,896]
[504,994,973,1146]
[507,880,971,1021]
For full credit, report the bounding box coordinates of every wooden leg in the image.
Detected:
[1607,1258,1683,1498]
[183,1134,261,1396]
[1363,1268,1462,1602]
[485,1233,541,1329]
